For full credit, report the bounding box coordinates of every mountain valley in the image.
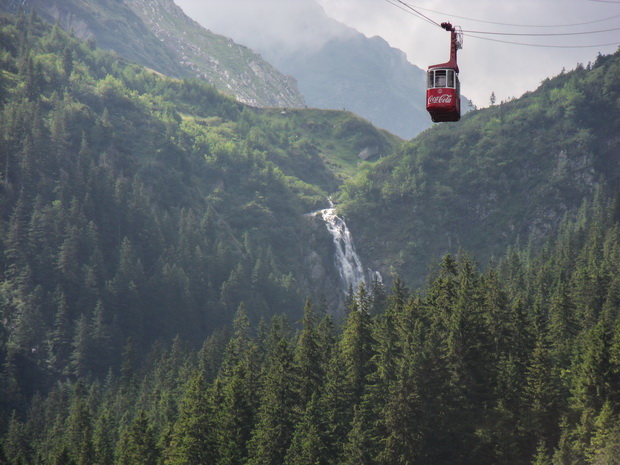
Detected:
[0,6,620,465]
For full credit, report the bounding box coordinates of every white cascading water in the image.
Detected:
[319,205,369,294]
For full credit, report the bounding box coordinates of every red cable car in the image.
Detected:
[426,22,463,123]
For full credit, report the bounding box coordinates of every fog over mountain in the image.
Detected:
[180,0,354,58]
[176,0,444,138]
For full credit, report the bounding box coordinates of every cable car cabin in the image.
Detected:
[425,22,463,123]
[426,68,460,122]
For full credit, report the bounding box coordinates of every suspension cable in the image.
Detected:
[396,1,620,28]
[464,33,620,48]
[382,0,620,49]
[461,26,620,36]
[391,0,442,28]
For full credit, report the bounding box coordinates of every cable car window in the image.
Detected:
[434,70,447,88]
[447,70,454,88]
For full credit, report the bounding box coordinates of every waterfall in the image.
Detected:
[318,204,379,295]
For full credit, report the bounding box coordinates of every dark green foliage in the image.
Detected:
[246,337,298,465]
[1,10,620,465]
[294,299,325,407]
[116,410,159,465]
[338,49,620,288]
[284,393,327,465]
[165,373,216,465]
[2,193,620,464]
[3,188,620,465]
[0,10,391,404]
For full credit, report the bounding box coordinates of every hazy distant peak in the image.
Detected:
[176,0,355,58]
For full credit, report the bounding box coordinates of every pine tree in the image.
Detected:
[609,318,620,406]
[69,314,91,378]
[531,439,552,465]
[46,290,73,374]
[220,303,251,378]
[92,407,116,465]
[341,403,376,465]
[370,275,387,316]
[89,300,114,377]
[424,255,494,461]
[165,371,218,465]
[120,337,138,386]
[552,419,582,465]
[571,320,614,414]
[316,313,336,369]
[386,277,408,319]
[378,319,433,465]
[448,257,493,409]
[284,394,327,465]
[318,344,352,463]
[490,354,525,464]
[362,294,402,460]
[216,343,261,465]
[522,337,560,456]
[482,269,512,358]
[340,296,375,403]
[65,384,95,465]
[4,411,32,465]
[294,299,324,408]
[51,446,76,465]
[246,338,298,465]
[548,282,578,367]
[117,410,159,465]
[586,401,620,464]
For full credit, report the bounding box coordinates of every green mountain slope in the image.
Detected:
[3,182,620,465]
[0,0,306,107]
[0,10,397,381]
[338,51,620,286]
[3,13,620,465]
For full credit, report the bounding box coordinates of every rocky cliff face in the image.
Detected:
[0,0,305,108]
[125,0,305,108]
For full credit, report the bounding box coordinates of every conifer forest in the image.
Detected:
[1,9,620,465]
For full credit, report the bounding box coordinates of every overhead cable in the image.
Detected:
[391,0,441,27]
[399,1,620,28]
[464,33,620,48]
[382,0,620,49]
[461,26,620,36]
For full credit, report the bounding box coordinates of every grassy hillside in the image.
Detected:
[338,50,620,286]
[259,107,400,181]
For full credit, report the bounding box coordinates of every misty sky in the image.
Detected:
[175,0,619,108]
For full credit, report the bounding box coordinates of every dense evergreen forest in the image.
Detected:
[2,9,620,465]
[338,49,620,286]
[3,188,620,464]
[0,7,397,413]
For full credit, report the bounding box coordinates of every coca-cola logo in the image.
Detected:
[428,94,453,105]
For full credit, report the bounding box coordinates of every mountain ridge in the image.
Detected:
[175,0,474,139]
[0,0,306,107]
[281,33,431,138]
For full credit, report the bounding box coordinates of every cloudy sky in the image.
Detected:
[175,0,619,108]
